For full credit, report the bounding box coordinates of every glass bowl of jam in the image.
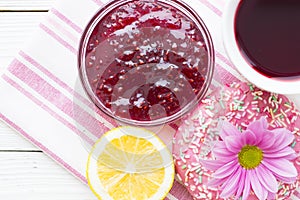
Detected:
[78,0,214,126]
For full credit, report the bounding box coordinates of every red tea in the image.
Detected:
[81,0,213,123]
[235,0,300,77]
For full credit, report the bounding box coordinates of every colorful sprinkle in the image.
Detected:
[173,81,300,200]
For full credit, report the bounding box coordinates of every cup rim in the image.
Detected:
[222,0,300,94]
[78,0,215,127]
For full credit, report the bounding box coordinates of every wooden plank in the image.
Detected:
[0,121,39,151]
[0,12,46,73]
[0,0,54,11]
[0,13,47,151]
[0,152,96,200]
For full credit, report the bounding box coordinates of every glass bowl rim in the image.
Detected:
[78,0,215,126]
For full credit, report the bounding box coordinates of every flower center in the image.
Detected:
[238,145,263,169]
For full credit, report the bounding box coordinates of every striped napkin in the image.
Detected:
[3,0,295,199]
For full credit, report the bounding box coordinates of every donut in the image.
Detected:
[173,82,300,199]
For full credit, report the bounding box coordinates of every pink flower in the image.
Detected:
[202,117,298,200]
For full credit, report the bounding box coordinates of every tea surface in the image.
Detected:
[235,0,300,77]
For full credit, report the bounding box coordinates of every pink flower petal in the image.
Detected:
[207,177,226,188]
[249,170,268,200]
[241,130,257,146]
[242,170,251,200]
[257,131,276,149]
[212,141,237,164]
[220,166,242,198]
[225,136,243,153]
[247,116,268,132]
[213,142,236,160]
[262,158,298,178]
[261,187,268,200]
[263,147,297,160]
[283,153,297,161]
[234,168,246,200]
[273,173,297,184]
[267,192,276,200]
[247,116,267,131]
[219,120,240,140]
[200,159,225,171]
[214,141,227,149]
[213,159,239,179]
[271,128,295,151]
[255,165,278,193]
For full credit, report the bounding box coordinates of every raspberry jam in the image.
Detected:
[235,0,300,77]
[79,0,214,125]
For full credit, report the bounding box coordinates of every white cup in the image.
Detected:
[222,0,300,94]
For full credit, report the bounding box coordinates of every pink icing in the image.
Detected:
[173,82,300,199]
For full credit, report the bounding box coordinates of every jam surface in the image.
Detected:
[84,0,209,122]
[235,0,300,77]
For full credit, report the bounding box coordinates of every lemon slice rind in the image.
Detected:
[86,126,174,200]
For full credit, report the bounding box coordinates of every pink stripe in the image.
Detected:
[19,51,118,127]
[40,0,230,133]
[197,0,239,75]
[2,73,183,199]
[39,23,77,55]
[214,53,240,83]
[169,180,193,199]
[0,112,88,184]
[1,75,185,199]
[91,0,103,6]
[2,73,94,146]
[216,51,235,69]
[198,0,222,17]
[8,60,109,138]
[214,62,241,84]
[46,17,78,43]
[50,8,83,34]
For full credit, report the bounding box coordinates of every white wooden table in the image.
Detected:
[1,1,300,200]
[0,1,96,199]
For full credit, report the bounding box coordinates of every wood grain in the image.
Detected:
[0,2,300,200]
[0,152,96,200]
[0,121,39,151]
[0,0,54,11]
[0,2,96,200]
[0,12,46,72]
[0,3,48,151]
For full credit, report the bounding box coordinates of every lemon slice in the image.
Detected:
[86,126,174,200]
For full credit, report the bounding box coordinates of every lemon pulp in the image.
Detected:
[86,126,174,200]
